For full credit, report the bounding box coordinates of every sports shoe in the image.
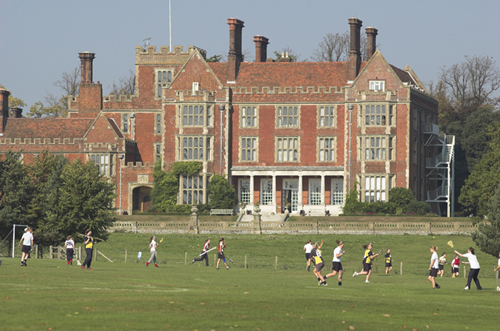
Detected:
[87,268,92,270]
[146,262,149,266]
[154,264,158,267]
[321,282,328,286]
[352,271,358,277]
[338,281,342,286]
[464,286,469,290]
[192,260,195,264]
[435,284,441,289]
[24,261,27,266]
[496,286,500,292]
[307,266,310,271]
[217,268,219,270]
[226,267,230,270]
[81,266,85,270]
[318,280,322,286]
[452,274,455,278]
[365,280,370,283]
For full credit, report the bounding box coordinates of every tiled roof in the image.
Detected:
[207,63,227,84]
[390,65,415,85]
[235,62,349,87]
[2,118,94,139]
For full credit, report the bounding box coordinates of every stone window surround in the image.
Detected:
[317,136,336,162]
[240,105,259,129]
[317,105,337,128]
[154,143,161,162]
[155,68,174,99]
[359,102,395,128]
[358,173,395,203]
[155,113,162,135]
[179,173,208,204]
[275,105,300,129]
[358,135,395,162]
[369,80,386,92]
[88,153,114,177]
[177,103,214,129]
[239,136,259,163]
[122,113,129,133]
[175,135,213,161]
[275,136,300,163]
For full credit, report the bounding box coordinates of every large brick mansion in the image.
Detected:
[0,17,446,216]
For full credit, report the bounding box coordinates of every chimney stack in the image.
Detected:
[253,35,269,63]
[227,18,244,82]
[348,18,362,81]
[0,88,10,135]
[366,26,378,59]
[11,107,22,118]
[79,51,96,84]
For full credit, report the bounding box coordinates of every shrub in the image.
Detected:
[404,200,431,216]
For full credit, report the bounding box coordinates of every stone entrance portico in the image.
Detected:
[231,166,345,216]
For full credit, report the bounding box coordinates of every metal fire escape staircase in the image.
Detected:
[424,123,455,217]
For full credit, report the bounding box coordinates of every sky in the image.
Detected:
[1,0,499,110]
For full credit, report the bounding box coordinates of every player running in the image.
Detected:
[455,248,482,290]
[438,252,448,277]
[303,240,313,271]
[353,243,379,283]
[428,246,441,289]
[324,240,346,286]
[146,236,158,267]
[192,238,211,266]
[452,254,460,278]
[216,238,229,270]
[311,240,327,286]
[384,248,392,274]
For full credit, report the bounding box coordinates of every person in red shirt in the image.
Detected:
[452,255,460,278]
[216,238,229,270]
[192,239,211,266]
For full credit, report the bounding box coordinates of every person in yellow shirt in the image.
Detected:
[353,243,379,283]
[311,240,327,286]
[82,229,94,270]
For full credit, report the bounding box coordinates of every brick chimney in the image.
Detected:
[0,88,10,135]
[253,35,269,63]
[348,18,362,81]
[77,52,102,118]
[12,107,22,118]
[79,51,95,84]
[227,18,244,82]
[366,26,378,59]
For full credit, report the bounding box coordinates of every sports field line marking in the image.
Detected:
[194,278,209,282]
[0,283,188,293]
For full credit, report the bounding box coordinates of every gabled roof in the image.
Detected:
[390,65,416,85]
[106,117,124,139]
[2,118,94,139]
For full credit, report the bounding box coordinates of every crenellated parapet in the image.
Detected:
[135,45,206,65]
[0,137,84,145]
[104,94,138,103]
[232,85,345,95]
[124,161,154,169]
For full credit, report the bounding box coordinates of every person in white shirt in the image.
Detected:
[455,248,482,290]
[303,240,313,271]
[428,246,441,289]
[324,240,347,286]
[64,236,75,265]
[146,236,158,267]
[18,227,33,267]
[493,252,500,291]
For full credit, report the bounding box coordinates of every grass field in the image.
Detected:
[1,233,499,331]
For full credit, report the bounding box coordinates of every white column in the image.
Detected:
[272,174,276,207]
[321,174,325,205]
[250,174,254,204]
[298,175,303,208]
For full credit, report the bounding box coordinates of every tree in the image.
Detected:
[151,161,178,211]
[207,54,223,63]
[471,184,500,257]
[55,159,116,241]
[27,99,67,118]
[459,124,500,216]
[54,66,80,96]
[273,47,304,62]
[207,175,237,209]
[311,31,370,62]
[110,70,135,96]
[311,32,349,62]
[0,150,36,245]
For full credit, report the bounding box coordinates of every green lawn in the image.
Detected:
[1,233,499,331]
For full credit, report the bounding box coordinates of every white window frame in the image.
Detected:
[240,136,258,162]
[239,179,251,205]
[276,137,299,163]
[318,137,336,162]
[308,179,321,205]
[318,106,336,128]
[89,154,113,176]
[359,135,395,161]
[181,174,205,204]
[369,80,385,92]
[241,106,258,128]
[331,179,344,205]
[359,174,394,202]
[178,136,212,161]
[261,179,273,206]
[276,106,299,128]
[364,104,387,126]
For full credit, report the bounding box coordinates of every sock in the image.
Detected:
[324,276,328,279]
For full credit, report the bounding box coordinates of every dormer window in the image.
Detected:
[369,80,385,92]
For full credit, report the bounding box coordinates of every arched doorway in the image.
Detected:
[132,186,153,214]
